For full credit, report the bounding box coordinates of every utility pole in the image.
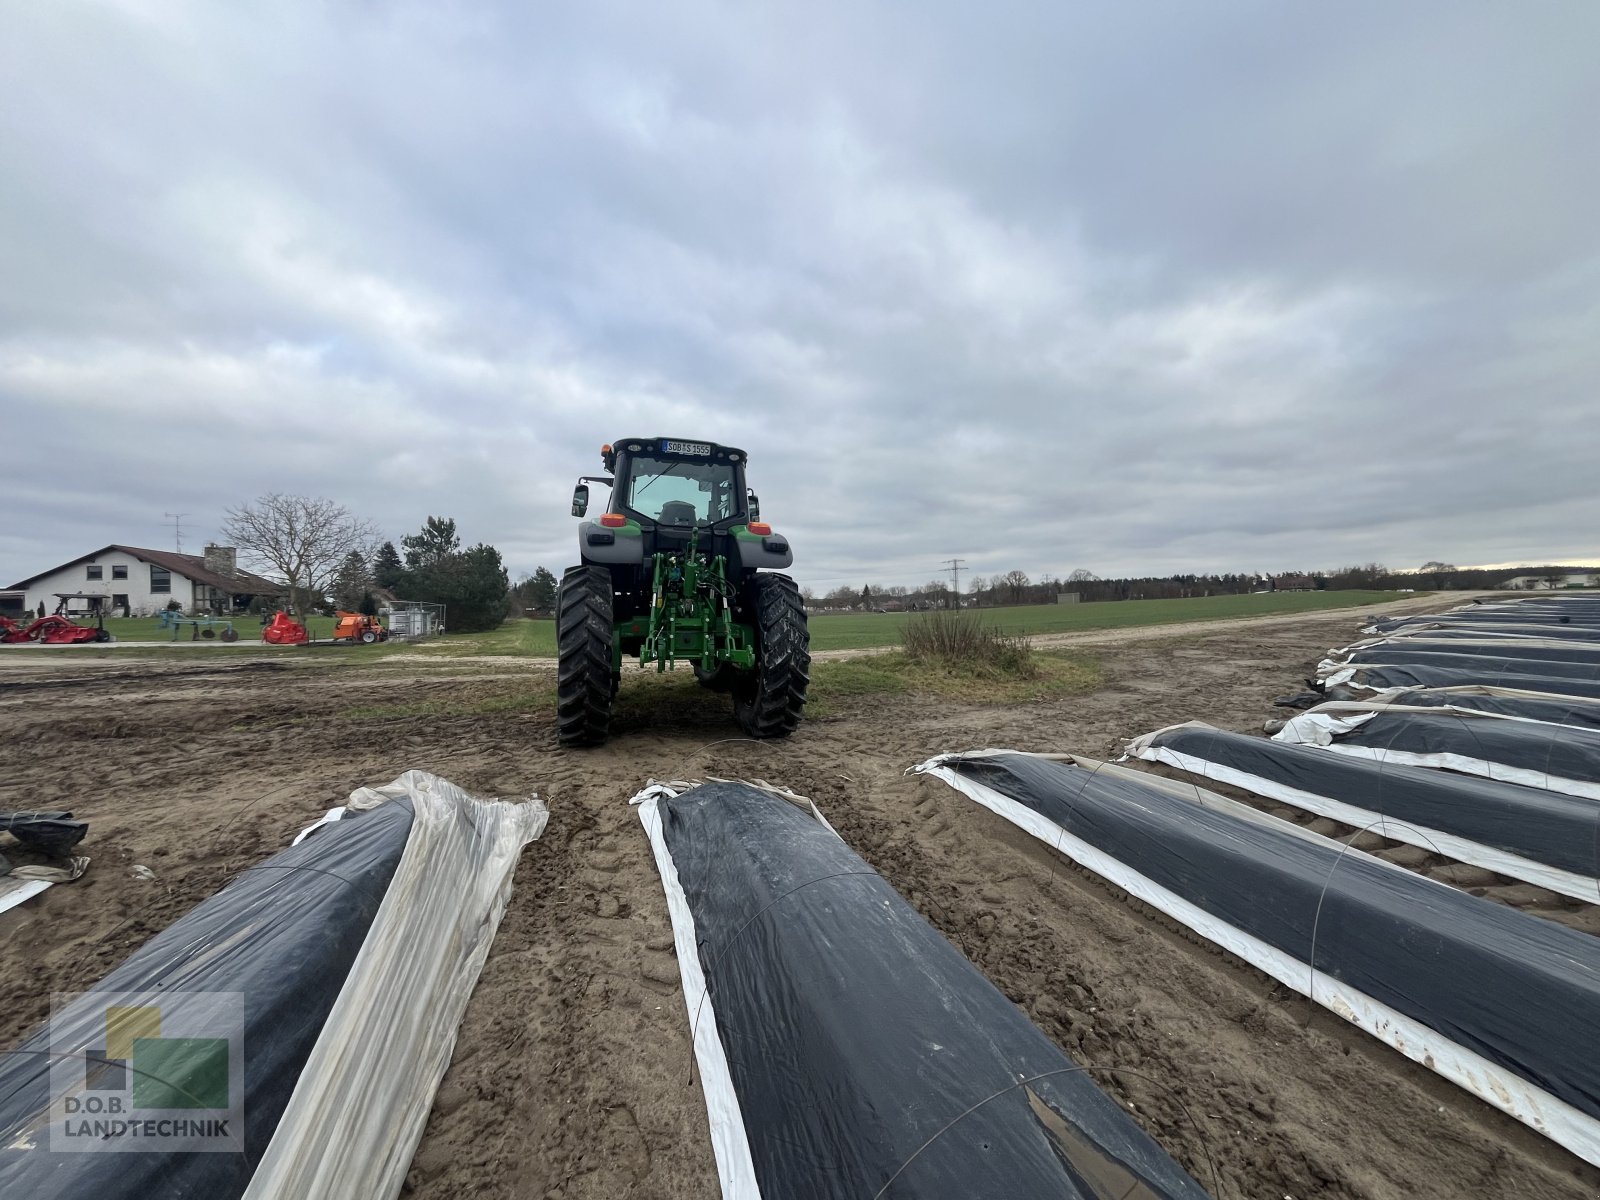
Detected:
[941,558,965,609]
[163,512,189,554]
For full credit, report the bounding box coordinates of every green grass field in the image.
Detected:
[806,589,1402,650]
[10,588,1404,658]
[408,588,1402,656]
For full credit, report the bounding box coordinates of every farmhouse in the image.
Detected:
[5,544,281,618]
[1252,573,1318,593]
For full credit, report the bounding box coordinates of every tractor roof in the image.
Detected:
[611,437,747,460]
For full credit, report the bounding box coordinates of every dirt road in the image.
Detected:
[1,597,1594,1199]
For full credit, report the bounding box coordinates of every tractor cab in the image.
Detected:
[608,438,746,530]
[571,437,790,570]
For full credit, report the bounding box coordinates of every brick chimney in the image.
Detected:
[204,544,237,578]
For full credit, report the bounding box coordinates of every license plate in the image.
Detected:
[662,439,711,456]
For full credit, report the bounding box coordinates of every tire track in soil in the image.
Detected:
[407,742,718,1200]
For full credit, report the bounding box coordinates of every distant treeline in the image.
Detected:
[806,563,1597,612]
[1059,563,1595,604]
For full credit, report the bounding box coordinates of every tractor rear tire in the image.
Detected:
[734,573,810,738]
[557,565,616,747]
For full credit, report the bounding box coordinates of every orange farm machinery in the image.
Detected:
[331,612,389,645]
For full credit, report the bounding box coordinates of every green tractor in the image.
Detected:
[557,436,810,746]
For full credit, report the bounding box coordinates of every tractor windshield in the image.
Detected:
[624,453,738,526]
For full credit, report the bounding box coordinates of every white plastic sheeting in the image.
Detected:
[1335,635,1600,658]
[633,774,1210,1200]
[1272,707,1600,800]
[913,750,1600,1168]
[1329,679,1600,709]
[244,771,547,1200]
[0,856,88,914]
[1285,697,1600,735]
[631,780,766,1200]
[1126,721,1600,903]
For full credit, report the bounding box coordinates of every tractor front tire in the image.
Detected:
[734,573,810,738]
[557,565,616,747]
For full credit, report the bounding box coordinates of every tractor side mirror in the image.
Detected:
[571,483,589,518]
[747,490,760,521]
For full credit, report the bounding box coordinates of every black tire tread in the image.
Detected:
[556,565,615,746]
[734,573,810,738]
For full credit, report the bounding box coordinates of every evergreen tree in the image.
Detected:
[528,566,558,610]
[371,541,404,590]
[510,566,561,613]
[331,550,372,611]
[402,516,460,570]
[407,542,511,633]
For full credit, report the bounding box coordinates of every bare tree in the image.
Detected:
[1002,569,1030,605]
[222,494,379,615]
[1066,568,1099,583]
[825,585,859,610]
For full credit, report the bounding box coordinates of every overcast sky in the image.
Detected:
[3,2,1596,594]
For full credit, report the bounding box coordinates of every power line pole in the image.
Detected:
[163,512,189,554]
[941,558,965,609]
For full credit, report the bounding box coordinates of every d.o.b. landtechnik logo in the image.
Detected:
[49,991,244,1154]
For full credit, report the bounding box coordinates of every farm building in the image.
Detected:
[1500,571,1598,590]
[1253,573,1319,593]
[1271,573,1318,591]
[5,544,281,618]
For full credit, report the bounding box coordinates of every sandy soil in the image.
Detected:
[2,595,1596,1200]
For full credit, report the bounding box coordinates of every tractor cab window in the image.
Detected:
[623,454,737,525]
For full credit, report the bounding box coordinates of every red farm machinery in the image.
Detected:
[0,614,111,645]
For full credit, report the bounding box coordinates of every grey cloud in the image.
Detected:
[2,1,1596,594]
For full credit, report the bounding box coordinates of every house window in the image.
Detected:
[112,565,128,580]
[150,566,171,594]
[86,565,103,581]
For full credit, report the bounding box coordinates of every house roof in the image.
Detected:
[7,545,283,594]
